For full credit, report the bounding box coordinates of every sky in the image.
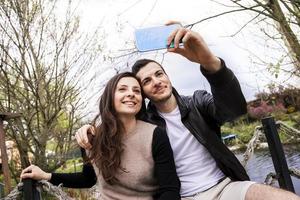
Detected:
[61,0,299,116]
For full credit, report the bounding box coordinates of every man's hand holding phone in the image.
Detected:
[166,24,221,73]
[134,21,221,72]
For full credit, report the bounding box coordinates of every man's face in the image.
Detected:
[136,62,173,103]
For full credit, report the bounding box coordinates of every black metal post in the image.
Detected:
[22,179,41,200]
[261,117,295,192]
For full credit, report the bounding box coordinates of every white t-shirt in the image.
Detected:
[158,106,224,197]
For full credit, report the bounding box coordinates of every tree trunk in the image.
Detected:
[269,0,300,75]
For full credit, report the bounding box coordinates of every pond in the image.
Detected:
[235,144,300,195]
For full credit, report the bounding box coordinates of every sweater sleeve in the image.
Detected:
[152,126,181,200]
[50,162,97,188]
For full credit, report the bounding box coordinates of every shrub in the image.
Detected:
[222,121,260,143]
[248,100,286,119]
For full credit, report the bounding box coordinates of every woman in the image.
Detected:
[21,72,180,199]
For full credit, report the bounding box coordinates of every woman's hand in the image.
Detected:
[20,165,51,181]
[75,124,95,149]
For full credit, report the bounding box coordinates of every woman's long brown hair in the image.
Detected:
[89,72,145,185]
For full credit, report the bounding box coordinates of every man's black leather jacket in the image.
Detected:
[145,60,250,181]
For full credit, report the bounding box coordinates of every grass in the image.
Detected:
[222,111,300,146]
[55,157,83,173]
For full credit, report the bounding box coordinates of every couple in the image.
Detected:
[21,26,300,199]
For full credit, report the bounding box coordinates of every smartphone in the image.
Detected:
[134,24,181,52]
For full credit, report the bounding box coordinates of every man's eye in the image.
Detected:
[143,80,149,85]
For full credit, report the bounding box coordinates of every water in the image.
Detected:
[235,144,300,195]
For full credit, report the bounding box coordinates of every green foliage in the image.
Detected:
[54,158,83,173]
[222,111,300,144]
[247,86,300,122]
[267,58,284,79]
[222,120,260,144]
[248,101,286,119]
[272,111,300,130]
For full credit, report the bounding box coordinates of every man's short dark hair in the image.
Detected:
[132,59,166,75]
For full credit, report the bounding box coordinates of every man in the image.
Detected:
[76,25,300,199]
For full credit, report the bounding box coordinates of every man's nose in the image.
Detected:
[153,77,161,86]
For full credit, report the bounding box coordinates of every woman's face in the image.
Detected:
[114,77,142,118]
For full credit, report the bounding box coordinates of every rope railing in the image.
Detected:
[241,126,264,167]
[0,183,22,200]
[277,121,300,135]
[38,180,74,200]
[264,172,278,186]
[264,168,300,186]
[242,118,300,192]
[277,121,300,142]
[0,180,101,200]
[242,120,300,167]
[0,181,75,200]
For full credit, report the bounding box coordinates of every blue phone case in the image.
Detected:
[135,24,180,52]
